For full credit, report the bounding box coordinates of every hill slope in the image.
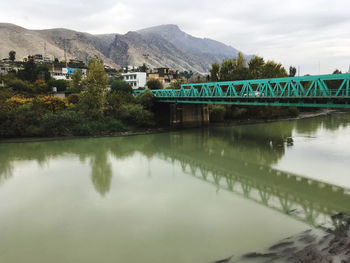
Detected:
[0,23,249,73]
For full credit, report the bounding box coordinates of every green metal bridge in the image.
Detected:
[135,73,350,108]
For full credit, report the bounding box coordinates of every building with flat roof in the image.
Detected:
[122,72,147,89]
[147,68,178,88]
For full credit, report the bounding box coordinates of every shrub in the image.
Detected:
[67,94,80,104]
[5,96,33,109]
[146,78,163,90]
[41,110,81,136]
[119,104,155,126]
[34,95,70,112]
[110,79,133,94]
[72,122,93,136]
[135,90,155,110]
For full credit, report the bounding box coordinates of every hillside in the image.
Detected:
[0,23,249,73]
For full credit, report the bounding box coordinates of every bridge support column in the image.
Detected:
[170,103,209,127]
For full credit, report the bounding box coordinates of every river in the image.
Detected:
[0,112,350,263]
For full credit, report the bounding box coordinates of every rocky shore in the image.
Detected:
[237,213,350,263]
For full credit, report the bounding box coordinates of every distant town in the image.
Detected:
[0,51,206,95]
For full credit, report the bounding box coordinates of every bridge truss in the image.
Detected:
[135,73,350,108]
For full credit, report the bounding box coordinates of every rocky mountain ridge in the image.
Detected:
[0,23,249,73]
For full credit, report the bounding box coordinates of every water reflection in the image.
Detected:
[0,113,350,228]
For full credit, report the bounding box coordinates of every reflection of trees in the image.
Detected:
[89,142,112,197]
[1,112,350,199]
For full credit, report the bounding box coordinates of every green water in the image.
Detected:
[1,113,350,263]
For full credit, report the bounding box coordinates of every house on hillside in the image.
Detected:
[122,72,147,89]
[147,68,178,88]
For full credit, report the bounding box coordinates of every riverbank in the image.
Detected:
[0,108,338,144]
[239,213,350,263]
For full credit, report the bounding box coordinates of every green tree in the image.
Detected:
[18,60,37,82]
[289,66,297,77]
[79,58,108,118]
[262,61,288,78]
[70,70,83,92]
[146,78,163,90]
[9,50,16,62]
[136,90,155,110]
[248,56,265,79]
[110,79,133,94]
[210,63,220,81]
[139,63,147,72]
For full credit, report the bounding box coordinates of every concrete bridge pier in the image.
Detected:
[170,103,209,127]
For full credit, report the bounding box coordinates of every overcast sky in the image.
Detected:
[2,0,350,74]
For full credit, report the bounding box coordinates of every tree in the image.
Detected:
[210,63,220,81]
[289,66,297,77]
[333,69,342,74]
[18,60,37,82]
[139,63,147,72]
[79,58,108,118]
[9,50,16,62]
[110,79,133,94]
[248,56,265,79]
[146,78,163,90]
[70,70,83,92]
[262,61,288,78]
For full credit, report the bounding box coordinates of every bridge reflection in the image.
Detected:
[0,114,350,230]
[160,150,350,230]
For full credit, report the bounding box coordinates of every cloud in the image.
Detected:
[2,0,350,74]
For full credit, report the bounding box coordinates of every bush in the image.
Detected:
[41,110,81,136]
[72,122,92,136]
[135,90,155,110]
[67,94,80,104]
[5,96,34,109]
[34,95,69,112]
[119,104,155,126]
[210,105,226,122]
[110,79,133,94]
[146,78,163,90]
[6,78,28,92]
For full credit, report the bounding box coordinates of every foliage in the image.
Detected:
[67,94,80,104]
[135,90,155,110]
[289,66,297,77]
[118,104,155,127]
[47,79,68,92]
[146,78,163,90]
[110,79,133,94]
[34,95,69,112]
[17,60,51,83]
[210,54,288,82]
[179,71,193,80]
[9,50,16,62]
[248,56,265,79]
[139,63,147,72]
[210,63,220,81]
[79,58,108,119]
[5,77,29,92]
[70,70,83,92]
[167,79,186,89]
[5,96,33,109]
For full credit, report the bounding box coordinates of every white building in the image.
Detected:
[122,72,146,89]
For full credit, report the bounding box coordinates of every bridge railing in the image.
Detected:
[134,73,350,99]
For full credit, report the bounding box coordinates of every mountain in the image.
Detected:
[0,23,249,73]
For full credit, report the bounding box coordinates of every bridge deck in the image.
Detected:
[135,73,350,108]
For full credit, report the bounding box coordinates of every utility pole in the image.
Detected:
[64,40,67,68]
